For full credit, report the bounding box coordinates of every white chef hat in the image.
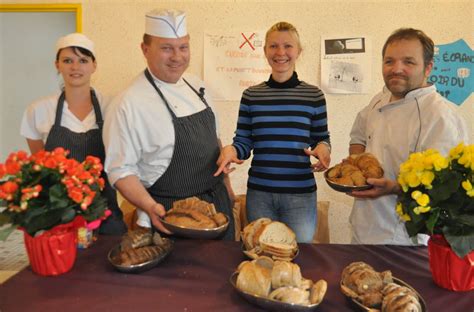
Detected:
[55,33,95,55]
[145,9,187,38]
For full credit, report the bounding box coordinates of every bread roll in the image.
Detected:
[236,260,272,297]
[310,280,328,304]
[269,286,310,305]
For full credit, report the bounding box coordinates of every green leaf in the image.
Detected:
[0,225,17,241]
[451,214,474,227]
[49,184,69,209]
[426,208,440,233]
[23,209,65,235]
[61,208,76,223]
[444,231,474,258]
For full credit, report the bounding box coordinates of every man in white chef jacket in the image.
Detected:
[103,9,235,239]
[347,28,469,245]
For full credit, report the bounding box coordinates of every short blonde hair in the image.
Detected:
[265,21,302,51]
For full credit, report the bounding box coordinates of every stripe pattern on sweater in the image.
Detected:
[233,74,329,193]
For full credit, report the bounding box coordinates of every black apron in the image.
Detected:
[144,69,234,240]
[44,89,127,235]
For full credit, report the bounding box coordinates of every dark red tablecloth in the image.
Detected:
[1,237,473,311]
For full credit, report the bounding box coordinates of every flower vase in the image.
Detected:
[23,220,78,276]
[428,235,474,291]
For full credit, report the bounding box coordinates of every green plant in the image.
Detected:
[0,148,108,239]
[396,143,474,258]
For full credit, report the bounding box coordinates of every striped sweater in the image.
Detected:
[233,72,330,193]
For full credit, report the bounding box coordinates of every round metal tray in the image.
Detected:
[324,170,373,193]
[230,272,322,311]
[160,214,229,239]
[108,238,173,273]
[342,277,427,311]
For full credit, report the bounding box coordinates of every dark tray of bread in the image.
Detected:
[108,228,173,273]
[340,262,426,312]
[230,257,327,311]
[325,153,384,193]
[160,197,229,239]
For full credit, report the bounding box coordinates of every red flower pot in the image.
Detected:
[428,235,474,291]
[23,221,78,276]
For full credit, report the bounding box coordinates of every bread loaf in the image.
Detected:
[116,230,172,266]
[164,197,227,229]
[235,257,327,307]
[242,218,298,261]
[340,261,422,310]
[236,259,272,297]
[381,283,422,312]
[269,286,310,305]
[120,227,153,250]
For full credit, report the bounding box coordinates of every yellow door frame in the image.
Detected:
[0,3,82,32]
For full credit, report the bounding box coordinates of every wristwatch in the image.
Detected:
[316,141,331,153]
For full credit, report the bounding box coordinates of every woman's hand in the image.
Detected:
[305,144,331,172]
[214,145,244,176]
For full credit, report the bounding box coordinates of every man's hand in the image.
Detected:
[148,202,171,234]
[115,175,172,234]
[348,178,401,198]
[214,145,244,176]
[304,144,331,172]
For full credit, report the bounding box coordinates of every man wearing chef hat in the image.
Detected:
[103,9,234,239]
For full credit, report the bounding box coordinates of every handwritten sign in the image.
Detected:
[204,31,271,101]
[428,39,473,106]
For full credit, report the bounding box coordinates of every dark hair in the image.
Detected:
[56,46,96,62]
[143,34,152,45]
[382,28,434,67]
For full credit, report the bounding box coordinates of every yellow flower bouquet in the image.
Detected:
[396,143,474,258]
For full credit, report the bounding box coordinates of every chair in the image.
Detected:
[232,194,330,243]
[312,201,330,244]
[119,199,139,231]
[232,194,248,241]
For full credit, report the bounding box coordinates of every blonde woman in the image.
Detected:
[215,22,331,242]
[20,33,126,235]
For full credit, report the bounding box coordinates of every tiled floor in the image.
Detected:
[0,229,29,283]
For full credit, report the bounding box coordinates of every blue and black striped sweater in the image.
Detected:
[233,72,330,194]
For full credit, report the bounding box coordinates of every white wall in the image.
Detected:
[3,0,473,243]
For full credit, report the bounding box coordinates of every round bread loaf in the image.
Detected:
[236,260,272,297]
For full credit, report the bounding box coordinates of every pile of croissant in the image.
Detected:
[236,256,327,306]
[327,153,384,186]
[340,262,422,311]
[242,218,298,261]
[164,197,227,229]
[115,228,172,266]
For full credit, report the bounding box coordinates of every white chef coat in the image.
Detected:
[349,85,469,245]
[103,70,220,228]
[20,91,108,141]
[103,70,219,188]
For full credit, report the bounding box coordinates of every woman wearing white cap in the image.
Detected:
[20,33,127,235]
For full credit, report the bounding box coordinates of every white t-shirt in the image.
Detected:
[349,85,469,245]
[20,90,108,141]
